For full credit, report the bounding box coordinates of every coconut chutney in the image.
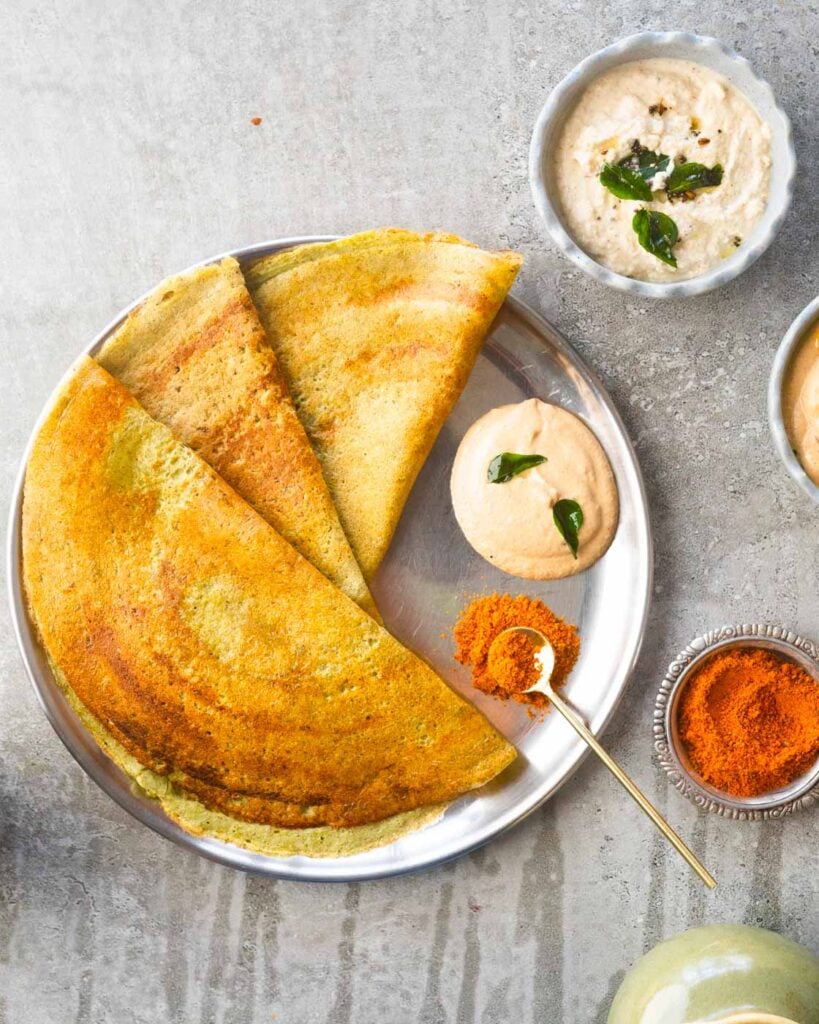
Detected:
[552,58,771,281]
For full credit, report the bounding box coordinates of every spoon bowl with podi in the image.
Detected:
[489,626,716,888]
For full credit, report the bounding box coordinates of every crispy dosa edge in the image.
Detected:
[22,358,516,839]
[245,229,523,579]
[52,656,445,858]
[96,258,378,619]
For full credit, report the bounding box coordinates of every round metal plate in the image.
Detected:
[7,236,653,881]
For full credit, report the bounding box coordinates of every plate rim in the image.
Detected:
[6,235,654,881]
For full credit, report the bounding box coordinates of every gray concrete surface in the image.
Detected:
[2,1,817,1021]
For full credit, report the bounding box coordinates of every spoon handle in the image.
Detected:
[546,686,717,890]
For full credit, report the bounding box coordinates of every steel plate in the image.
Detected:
[7,236,653,881]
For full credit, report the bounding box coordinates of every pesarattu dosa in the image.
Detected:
[22,359,515,854]
[246,229,523,579]
[96,257,376,617]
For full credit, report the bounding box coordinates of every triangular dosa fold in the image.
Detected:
[97,258,376,617]
[246,229,522,579]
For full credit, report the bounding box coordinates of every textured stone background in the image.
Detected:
[1,1,817,1022]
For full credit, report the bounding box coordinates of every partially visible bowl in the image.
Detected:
[608,924,819,1024]
[653,623,819,819]
[529,31,796,298]
[768,293,819,503]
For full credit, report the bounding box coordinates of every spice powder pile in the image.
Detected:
[678,647,819,797]
[453,593,581,709]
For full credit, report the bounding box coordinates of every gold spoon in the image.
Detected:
[491,626,717,890]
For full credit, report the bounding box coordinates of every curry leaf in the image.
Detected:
[599,163,652,201]
[553,499,583,559]
[618,148,670,182]
[487,452,548,484]
[632,209,679,267]
[666,161,723,194]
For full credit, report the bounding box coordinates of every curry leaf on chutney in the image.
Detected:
[632,209,679,267]
[487,452,548,484]
[599,162,653,202]
[666,161,724,195]
[618,147,670,182]
[553,499,584,559]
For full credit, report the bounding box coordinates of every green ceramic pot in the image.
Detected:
[608,925,819,1024]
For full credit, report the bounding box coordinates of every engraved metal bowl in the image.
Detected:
[654,624,819,819]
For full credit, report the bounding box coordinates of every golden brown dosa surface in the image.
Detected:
[96,258,375,617]
[246,229,522,579]
[52,662,446,858]
[22,359,515,832]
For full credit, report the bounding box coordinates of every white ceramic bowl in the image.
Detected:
[529,32,796,298]
[768,294,819,503]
